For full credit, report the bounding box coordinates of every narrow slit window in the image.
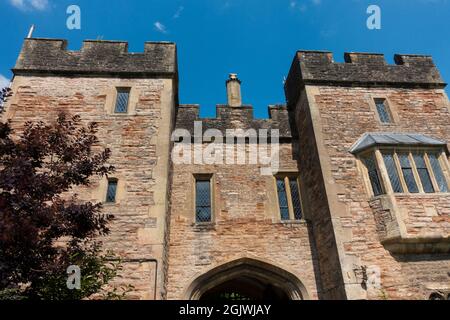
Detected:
[413,153,435,193]
[428,154,449,192]
[289,178,303,220]
[195,179,212,223]
[276,178,290,221]
[362,156,384,196]
[374,99,392,124]
[382,153,403,193]
[398,154,419,193]
[106,179,118,203]
[115,88,130,113]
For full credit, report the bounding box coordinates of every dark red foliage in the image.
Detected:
[0,112,114,295]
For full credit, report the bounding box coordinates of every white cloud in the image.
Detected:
[173,6,184,19]
[30,0,48,10]
[9,0,48,11]
[154,21,168,34]
[290,0,322,11]
[289,1,307,12]
[0,74,11,89]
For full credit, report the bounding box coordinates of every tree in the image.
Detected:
[0,105,125,300]
[0,87,11,113]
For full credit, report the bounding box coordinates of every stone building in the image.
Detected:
[2,38,450,300]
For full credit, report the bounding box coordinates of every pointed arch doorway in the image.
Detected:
[185,258,310,301]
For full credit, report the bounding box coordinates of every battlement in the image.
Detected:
[13,38,177,77]
[285,51,446,107]
[175,104,296,140]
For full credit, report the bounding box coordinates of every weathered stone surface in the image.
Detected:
[285,51,446,108]
[285,79,450,299]
[166,144,321,299]
[175,104,296,139]
[3,37,450,300]
[3,74,176,300]
[14,38,177,78]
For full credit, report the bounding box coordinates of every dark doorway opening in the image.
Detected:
[200,276,290,301]
[186,258,309,300]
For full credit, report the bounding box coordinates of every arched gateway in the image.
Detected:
[184,258,310,300]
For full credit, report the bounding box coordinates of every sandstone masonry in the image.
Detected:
[2,39,449,300]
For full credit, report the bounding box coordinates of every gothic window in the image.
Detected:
[114,88,130,113]
[374,98,392,124]
[276,175,303,221]
[106,179,118,203]
[195,177,212,223]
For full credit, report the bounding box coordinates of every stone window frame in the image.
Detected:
[91,176,126,206]
[105,178,119,203]
[192,173,215,225]
[358,147,450,197]
[114,87,131,114]
[104,84,139,116]
[369,96,399,125]
[273,173,305,223]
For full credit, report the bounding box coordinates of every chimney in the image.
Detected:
[226,73,242,107]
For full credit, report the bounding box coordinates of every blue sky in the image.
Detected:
[0,0,449,118]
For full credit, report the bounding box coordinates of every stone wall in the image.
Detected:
[3,74,176,300]
[3,38,179,300]
[291,90,347,299]
[175,104,296,139]
[5,36,450,300]
[293,83,450,299]
[166,134,321,299]
[14,38,177,77]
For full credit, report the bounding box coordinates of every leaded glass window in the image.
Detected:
[196,179,212,223]
[360,149,449,196]
[106,179,118,203]
[362,156,384,196]
[413,153,434,193]
[375,99,392,124]
[289,178,303,220]
[398,154,419,193]
[428,154,449,192]
[276,176,304,221]
[276,179,290,221]
[115,88,130,113]
[382,153,403,193]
